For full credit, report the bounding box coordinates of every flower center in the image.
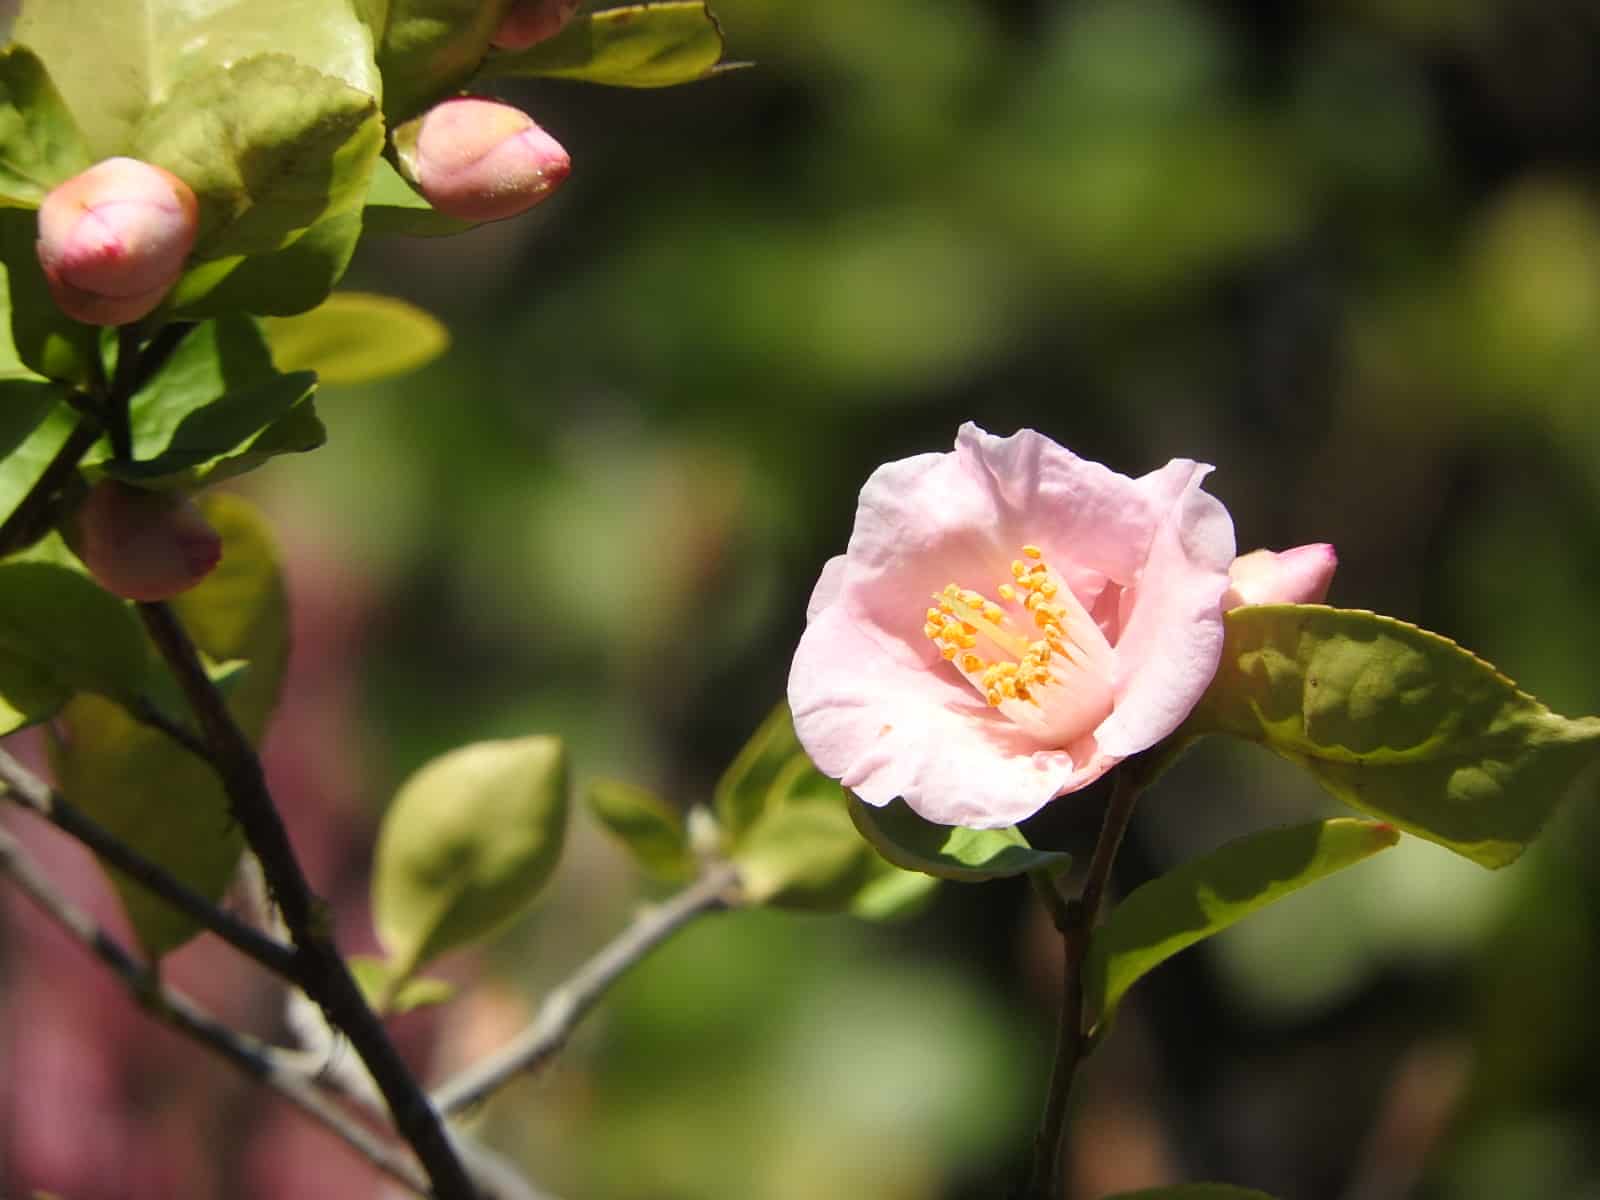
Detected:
[922,544,1116,743]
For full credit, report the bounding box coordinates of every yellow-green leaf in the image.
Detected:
[584,777,695,883]
[478,2,730,88]
[263,292,449,385]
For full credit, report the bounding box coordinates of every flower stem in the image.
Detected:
[1026,767,1143,1198]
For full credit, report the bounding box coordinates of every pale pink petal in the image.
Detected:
[806,554,848,619]
[1224,544,1337,609]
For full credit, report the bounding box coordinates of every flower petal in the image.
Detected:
[1224,544,1337,608]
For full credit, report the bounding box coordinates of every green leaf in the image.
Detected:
[167,212,364,320]
[732,800,876,910]
[478,3,730,88]
[133,55,382,262]
[0,45,93,207]
[360,157,474,238]
[375,0,514,122]
[714,702,806,839]
[15,0,380,157]
[88,315,319,489]
[348,954,458,1016]
[1105,1187,1280,1200]
[848,855,941,922]
[1084,818,1400,1033]
[0,382,75,530]
[1184,605,1600,868]
[847,793,1072,882]
[584,777,695,883]
[0,560,147,733]
[373,736,569,981]
[0,208,100,386]
[50,492,288,957]
[262,291,449,384]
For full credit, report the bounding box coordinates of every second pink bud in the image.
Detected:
[77,481,222,603]
[402,98,570,223]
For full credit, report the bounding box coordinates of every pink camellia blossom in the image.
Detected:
[35,157,198,327]
[77,481,222,602]
[789,424,1333,828]
[1223,543,1337,609]
[491,0,581,49]
[406,98,570,223]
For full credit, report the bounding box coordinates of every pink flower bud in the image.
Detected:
[35,157,199,327]
[491,0,580,50]
[408,98,570,223]
[78,481,221,602]
[1223,544,1338,610]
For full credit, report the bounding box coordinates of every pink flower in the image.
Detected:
[492,0,581,50]
[789,424,1245,828]
[1223,544,1337,609]
[405,98,570,223]
[78,481,221,602]
[35,157,198,327]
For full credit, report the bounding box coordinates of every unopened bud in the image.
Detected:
[404,98,570,223]
[35,157,199,327]
[491,0,580,50]
[78,481,221,602]
[1223,544,1338,610]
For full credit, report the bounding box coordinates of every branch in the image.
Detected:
[137,600,479,1200]
[1025,766,1143,1199]
[0,820,431,1198]
[0,746,300,980]
[433,861,742,1116]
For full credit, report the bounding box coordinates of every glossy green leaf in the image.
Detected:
[0,45,92,207]
[373,736,568,981]
[585,777,695,883]
[375,0,514,122]
[0,382,75,534]
[1184,605,1600,868]
[51,493,288,956]
[15,0,380,157]
[847,793,1072,882]
[848,855,941,922]
[733,800,876,909]
[0,208,100,386]
[0,560,147,733]
[1106,1187,1280,1200]
[167,212,364,320]
[133,55,382,262]
[88,315,319,489]
[714,702,805,839]
[348,954,458,1016]
[360,157,474,238]
[1084,818,1400,1033]
[479,3,729,88]
[263,291,449,384]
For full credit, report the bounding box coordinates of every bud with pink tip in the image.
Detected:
[1223,544,1338,610]
[401,98,570,223]
[35,157,199,327]
[78,481,221,602]
[491,0,581,50]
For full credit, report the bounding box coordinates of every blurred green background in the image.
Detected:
[262,1,1600,1197]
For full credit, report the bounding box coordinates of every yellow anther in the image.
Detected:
[961,653,983,672]
[1039,581,1058,598]
[997,584,1016,601]
[1023,544,1042,559]
[941,645,958,660]
[982,602,1003,623]
[1011,560,1027,580]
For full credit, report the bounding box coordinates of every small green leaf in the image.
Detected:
[167,212,364,320]
[1084,818,1400,1033]
[714,702,805,839]
[361,157,474,238]
[51,493,289,957]
[1184,605,1600,868]
[0,46,93,207]
[585,777,695,883]
[376,0,513,122]
[89,315,319,489]
[0,382,76,533]
[348,954,458,1016]
[848,857,940,922]
[478,2,729,88]
[134,55,382,262]
[263,292,449,384]
[373,736,569,981]
[847,793,1072,882]
[1105,1187,1281,1200]
[0,208,100,386]
[0,561,147,733]
[732,801,875,909]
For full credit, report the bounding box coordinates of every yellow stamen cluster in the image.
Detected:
[922,545,1085,708]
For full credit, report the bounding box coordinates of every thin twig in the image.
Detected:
[1026,767,1144,1199]
[137,600,480,1200]
[0,821,431,1198]
[0,747,300,980]
[433,861,742,1116]
[123,693,212,760]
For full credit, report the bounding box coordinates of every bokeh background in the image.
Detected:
[5,1,1600,1197]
